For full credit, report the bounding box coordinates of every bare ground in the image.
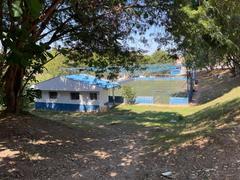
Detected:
[192,70,240,104]
[1,113,240,180]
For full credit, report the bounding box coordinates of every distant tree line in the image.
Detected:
[36,49,177,83]
[142,50,177,65]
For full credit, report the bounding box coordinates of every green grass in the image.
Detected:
[115,80,187,104]
[32,74,240,151]
[117,87,240,149]
[36,51,68,82]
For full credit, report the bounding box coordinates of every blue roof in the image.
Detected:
[65,74,120,89]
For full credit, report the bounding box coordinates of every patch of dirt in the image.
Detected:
[1,114,240,179]
[141,126,240,179]
[0,114,147,179]
[192,70,240,104]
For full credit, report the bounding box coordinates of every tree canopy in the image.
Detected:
[164,0,240,72]
[0,0,166,112]
[147,50,176,64]
[1,0,239,113]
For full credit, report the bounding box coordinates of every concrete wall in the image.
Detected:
[99,90,109,106]
[35,90,109,112]
[135,96,154,104]
[169,97,189,105]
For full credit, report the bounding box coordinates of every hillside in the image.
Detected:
[36,53,68,82]
[1,71,240,179]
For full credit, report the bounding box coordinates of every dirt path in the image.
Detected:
[0,115,153,179]
[1,114,240,179]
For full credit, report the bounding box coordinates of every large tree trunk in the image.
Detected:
[3,64,24,113]
[227,55,240,77]
[233,62,240,76]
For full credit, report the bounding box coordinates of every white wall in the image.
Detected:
[99,90,109,106]
[36,90,109,107]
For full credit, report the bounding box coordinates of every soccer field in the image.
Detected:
[115,79,187,104]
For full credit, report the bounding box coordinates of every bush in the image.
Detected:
[21,88,41,110]
[121,86,136,104]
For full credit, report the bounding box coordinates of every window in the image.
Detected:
[71,92,79,100]
[49,91,58,99]
[90,92,97,100]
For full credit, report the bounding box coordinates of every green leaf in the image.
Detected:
[45,52,54,59]
[0,54,4,62]
[26,0,42,18]
[12,0,23,17]
[143,12,148,19]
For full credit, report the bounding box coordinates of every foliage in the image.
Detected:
[36,50,68,82]
[164,0,240,72]
[36,50,144,82]
[149,50,176,64]
[66,50,144,80]
[121,85,136,104]
[0,0,166,112]
[141,50,176,65]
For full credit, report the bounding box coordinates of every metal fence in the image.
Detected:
[115,75,189,104]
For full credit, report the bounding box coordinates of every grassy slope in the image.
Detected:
[196,70,240,104]
[33,72,240,150]
[36,52,68,82]
[117,86,240,148]
[33,87,240,150]
[121,85,240,115]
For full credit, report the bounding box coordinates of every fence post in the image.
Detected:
[112,88,115,105]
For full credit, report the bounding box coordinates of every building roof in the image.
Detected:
[65,74,120,89]
[32,74,120,91]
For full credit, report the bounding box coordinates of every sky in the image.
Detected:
[127,25,171,55]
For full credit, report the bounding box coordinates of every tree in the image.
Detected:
[0,0,165,113]
[164,0,240,72]
[149,50,175,64]
[65,50,144,80]
[36,49,68,82]
[121,85,136,104]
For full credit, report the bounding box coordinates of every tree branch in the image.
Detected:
[0,0,3,36]
[20,51,62,94]
[36,0,63,36]
[31,0,63,40]
[7,0,14,32]
[39,17,71,43]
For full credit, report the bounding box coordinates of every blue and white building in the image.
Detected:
[33,74,120,112]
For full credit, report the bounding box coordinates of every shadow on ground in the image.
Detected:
[1,97,240,179]
[196,71,240,104]
[0,110,182,179]
[148,98,240,150]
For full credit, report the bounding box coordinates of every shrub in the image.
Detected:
[121,86,136,104]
